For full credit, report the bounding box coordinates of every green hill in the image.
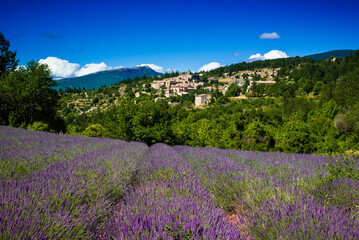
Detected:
[53,66,161,91]
[305,50,357,61]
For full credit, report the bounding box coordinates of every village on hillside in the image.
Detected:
[148,68,279,106]
[61,67,281,114]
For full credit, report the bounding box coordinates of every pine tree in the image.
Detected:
[0,32,19,76]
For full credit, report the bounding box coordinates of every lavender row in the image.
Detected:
[0,134,148,239]
[250,197,359,239]
[0,126,124,180]
[174,146,359,239]
[1,126,358,239]
[104,143,247,239]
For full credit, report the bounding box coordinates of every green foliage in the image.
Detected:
[92,97,99,104]
[104,99,176,145]
[0,32,19,76]
[27,122,50,132]
[216,95,230,105]
[242,121,274,151]
[333,67,359,110]
[312,81,323,95]
[320,99,340,119]
[82,124,104,137]
[0,61,65,132]
[225,83,241,97]
[276,121,315,153]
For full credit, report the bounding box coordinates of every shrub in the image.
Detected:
[27,121,50,132]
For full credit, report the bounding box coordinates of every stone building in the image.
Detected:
[195,94,211,106]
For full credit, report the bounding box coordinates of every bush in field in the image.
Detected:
[83,124,104,137]
[27,121,50,132]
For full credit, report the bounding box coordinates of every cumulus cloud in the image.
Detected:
[264,50,288,59]
[39,57,80,78]
[74,62,112,77]
[137,64,165,73]
[259,32,280,39]
[249,53,265,60]
[249,50,288,61]
[198,62,223,72]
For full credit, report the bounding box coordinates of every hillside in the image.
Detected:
[53,66,161,91]
[58,51,359,155]
[305,49,357,61]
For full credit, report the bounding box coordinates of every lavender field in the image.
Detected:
[0,126,358,239]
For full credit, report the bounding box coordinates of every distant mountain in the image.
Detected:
[53,66,161,91]
[305,50,357,61]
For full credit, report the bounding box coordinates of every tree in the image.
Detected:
[276,121,316,153]
[104,99,176,145]
[225,83,241,97]
[0,61,64,131]
[312,81,323,95]
[0,32,19,76]
[242,121,274,151]
[333,67,359,110]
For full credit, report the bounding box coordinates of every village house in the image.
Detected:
[171,85,188,94]
[195,94,211,106]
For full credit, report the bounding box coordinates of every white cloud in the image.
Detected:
[137,64,164,73]
[264,50,288,59]
[39,57,80,78]
[259,32,280,39]
[249,53,265,60]
[198,62,223,72]
[249,50,288,61]
[74,62,112,77]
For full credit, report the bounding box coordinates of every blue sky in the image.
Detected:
[1,0,358,77]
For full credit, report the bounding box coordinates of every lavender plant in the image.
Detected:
[1,126,358,239]
[0,126,148,239]
[103,143,247,239]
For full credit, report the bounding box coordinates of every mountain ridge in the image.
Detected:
[53,66,161,91]
[304,49,357,61]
